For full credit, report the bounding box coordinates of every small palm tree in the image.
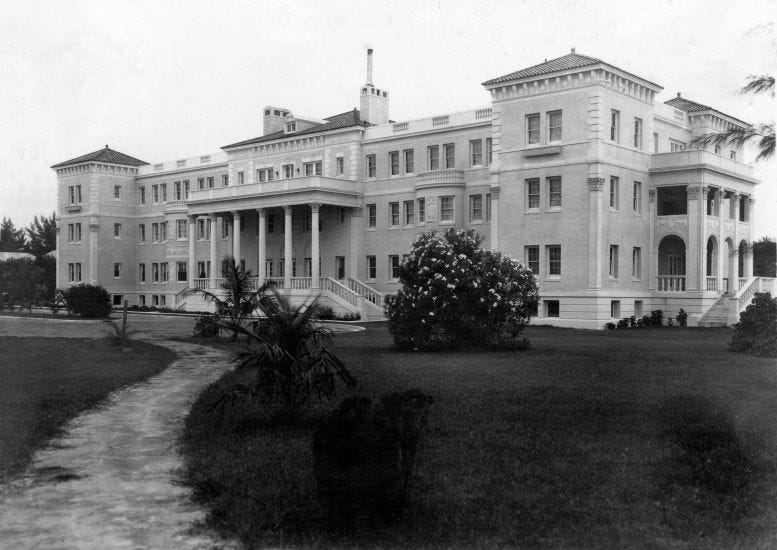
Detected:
[692,75,775,161]
[186,255,270,341]
[214,287,356,418]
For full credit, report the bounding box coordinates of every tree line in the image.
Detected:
[0,213,56,256]
[0,213,57,306]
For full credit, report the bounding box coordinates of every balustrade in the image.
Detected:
[705,277,718,292]
[656,276,686,292]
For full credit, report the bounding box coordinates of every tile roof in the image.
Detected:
[222,108,368,149]
[51,146,147,169]
[665,94,749,126]
[482,51,661,89]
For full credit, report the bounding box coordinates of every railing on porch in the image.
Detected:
[738,277,748,291]
[657,276,686,292]
[723,277,730,294]
[345,277,386,306]
[174,286,189,307]
[705,277,718,292]
[193,278,209,290]
[320,277,360,307]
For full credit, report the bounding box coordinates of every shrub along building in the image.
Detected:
[52,49,772,327]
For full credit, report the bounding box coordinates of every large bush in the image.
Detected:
[729,292,777,357]
[0,256,54,304]
[62,284,111,318]
[385,228,538,350]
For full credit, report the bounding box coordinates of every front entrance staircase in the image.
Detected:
[697,295,730,327]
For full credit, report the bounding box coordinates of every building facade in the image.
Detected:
[53,49,767,327]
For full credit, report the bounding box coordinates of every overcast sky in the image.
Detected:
[1,0,775,238]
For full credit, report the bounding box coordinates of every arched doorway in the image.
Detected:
[658,235,686,291]
[706,236,718,291]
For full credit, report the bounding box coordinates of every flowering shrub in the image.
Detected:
[729,292,777,357]
[385,228,539,350]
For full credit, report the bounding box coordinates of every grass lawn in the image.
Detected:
[181,324,777,549]
[0,337,176,479]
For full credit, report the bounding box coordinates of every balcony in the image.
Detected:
[188,176,357,203]
[163,200,187,213]
[416,170,464,189]
[650,150,755,179]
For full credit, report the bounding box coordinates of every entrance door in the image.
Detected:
[335,256,345,279]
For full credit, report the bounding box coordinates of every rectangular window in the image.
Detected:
[138,224,145,243]
[138,263,146,283]
[174,181,181,200]
[222,218,230,238]
[283,164,294,179]
[610,176,619,209]
[222,175,229,187]
[635,300,643,317]
[67,223,74,243]
[389,202,400,227]
[526,246,539,274]
[389,151,400,175]
[428,145,439,170]
[545,300,560,317]
[197,219,209,240]
[632,247,642,279]
[366,155,376,178]
[152,263,160,283]
[337,208,346,224]
[68,262,82,283]
[267,214,275,233]
[237,171,244,185]
[367,204,377,228]
[389,255,401,280]
[265,259,274,278]
[444,143,455,169]
[609,245,619,278]
[366,255,377,281]
[184,181,190,199]
[611,300,621,318]
[177,262,187,282]
[634,117,643,149]
[548,110,562,142]
[114,263,121,278]
[198,178,205,190]
[485,193,491,222]
[470,140,482,166]
[114,223,122,239]
[208,177,215,189]
[304,161,322,176]
[440,196,454,222]
[404,200,414,225]
[161,183,167,202]
[548,176,562,208]
[730,150,737,161]
[114,185,121,200]
[611,110,620,142]
[138,186,145,205]
[633,181,642,213]
[670,139,686,152]
[152,185,159,203]
[486,137,493,165]
[336,256,346,279]
[527,113,540,144]
[176,220,187,239]
[469,194,483,222]
[527,178,540,209]
[152,223,160,243]
[404,149,414,174]
[257,168,274,182]
[336,157,344,176]
[547,245,561,276]
[161,262,169,283]
[417,198,425,223]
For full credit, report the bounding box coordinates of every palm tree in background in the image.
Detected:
[692,75,775,161]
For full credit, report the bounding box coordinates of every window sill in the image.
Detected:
[438,221,455,226]
[544,276,561,282]
[366,227,377,232]
[469,220,483,225]
[388,226,400,230]
[547,207,562,212]
[525,209,541,214]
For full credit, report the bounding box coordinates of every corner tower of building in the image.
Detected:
[359,48,389,125]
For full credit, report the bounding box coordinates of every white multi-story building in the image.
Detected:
[53,49,769,327]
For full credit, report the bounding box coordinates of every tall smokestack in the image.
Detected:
[366,48,373,85]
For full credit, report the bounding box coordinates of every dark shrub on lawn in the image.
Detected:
[729,292,777,357]
[62,284,111,318]
[385,228,538,350]
[651,309,664,326]
[193,313,220,337]
[312,389,433,527]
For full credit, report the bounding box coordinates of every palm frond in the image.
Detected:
[691,123,775,161]
[740,75,775,96]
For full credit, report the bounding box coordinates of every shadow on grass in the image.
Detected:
[654,394,765,535]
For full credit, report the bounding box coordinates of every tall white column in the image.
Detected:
[283,205,293,289]
[311,203,321,289]
[209,214,218,288]
[587,177,604,289]
[257,208,266,284]
[55,222,61,288]
[231,210,241,270]
[648,189,657,290]
[188,215,197,287]
[489,187,500,250]
[349,206,362,279]
[89,217,99,284]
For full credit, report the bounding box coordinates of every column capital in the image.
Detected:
[188,213,198,221]
[282,205,293,214]
[648,189,656,202]
[231,210,240,218]
[256,207,266,217]
[687,186,704,200]
[89,223,99,232]
[587,177,605,191]
[309,202,322,213]
[489,186,501,199]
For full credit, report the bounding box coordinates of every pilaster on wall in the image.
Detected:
[587,176,605,289]
[587,91,605,160]
[648,189,656,290]
[686,186,704,292]
[349,205,363,279]
[89,218,99,284]
[489,186,500,251]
